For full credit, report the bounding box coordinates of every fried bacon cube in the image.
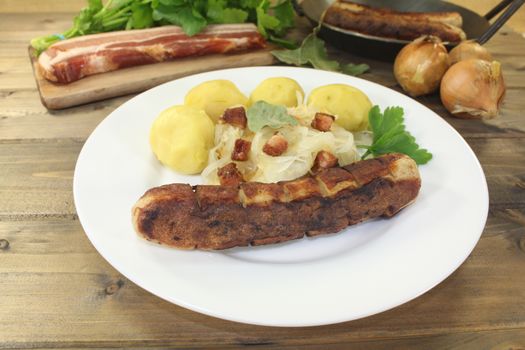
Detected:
[311,112,335,132]
[217,162,243,187]
[263,134,288,156]
[312,151,338,172]
[231,138,251,161]
[221,106,247,129]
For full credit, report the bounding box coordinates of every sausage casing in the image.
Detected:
[132,153,421,250]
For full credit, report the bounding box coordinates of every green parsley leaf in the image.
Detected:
[271,30,369,76]
[131,2,154,29]
[247,101,298,132]
[268,34,298,49]
[153,4,207,35]
[207,0,248,24]
[360,106,432,165]
[271,44,306,65]
[300,33,339,71]
[256,0,280,38]
[342,63,370,76]
[271,0,295,36]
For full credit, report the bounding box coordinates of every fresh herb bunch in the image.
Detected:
[31,0,296,55]
[359,106,432,165]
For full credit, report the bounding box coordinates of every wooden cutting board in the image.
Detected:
[29,47,277,110]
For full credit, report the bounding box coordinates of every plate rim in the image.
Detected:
[73,66,489,327]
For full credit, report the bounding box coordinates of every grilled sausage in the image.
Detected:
[324,0,466,43]
[132,153,421,250]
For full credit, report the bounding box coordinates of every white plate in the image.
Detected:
[73,66,488,327]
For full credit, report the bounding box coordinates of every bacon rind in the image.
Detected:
[132,153,421,250]
[38,24,266,83]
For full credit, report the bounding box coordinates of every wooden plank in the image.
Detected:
[0,212,523,347]
[0,90,126,140]
[1,86,523,142]
[1,59,524,141]
[0,1,85,13]
[0,13,73,35]
[0,135,523,218]
[0,140,80,218]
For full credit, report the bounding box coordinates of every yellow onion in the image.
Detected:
[394,35,450,97]
[440,59,505,119]
[449,41,493,65]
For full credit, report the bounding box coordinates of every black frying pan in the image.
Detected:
[298,0,522,61]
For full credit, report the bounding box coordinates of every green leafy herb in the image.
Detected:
[153,4,207,35]
[342,63,370,76]
[207,0,248,24]
[31,0,297,55]
[129,2,154,29]
[271,26,369,76]
[270,42,306,65]
[271,0,295,36]
[247,101,298,132]
[359,106,432,165]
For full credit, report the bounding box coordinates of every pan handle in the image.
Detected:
[291,0,305,17]
[478,0,525,45]
[484,0,514,20]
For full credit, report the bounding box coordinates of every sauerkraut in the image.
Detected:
[201,97,368,185]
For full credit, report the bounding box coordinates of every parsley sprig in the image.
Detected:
[246,100,298,132]
[271,22,369,76]
[360,106,433,165]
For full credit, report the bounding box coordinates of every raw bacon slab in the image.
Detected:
[38,24,266,84]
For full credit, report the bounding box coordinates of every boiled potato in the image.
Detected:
[150,105,214,174]
[307,84,372,131]
[249,77,304,107]
[184,80,248,123]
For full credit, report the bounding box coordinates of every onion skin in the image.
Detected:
[449,41,493,65]
[440,59,505,119]
[394,35,450,97]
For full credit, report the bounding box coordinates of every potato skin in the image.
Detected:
[150,105,214,174]
[249,77,304,107]
[184,80,248,123]
[307,84,372,131]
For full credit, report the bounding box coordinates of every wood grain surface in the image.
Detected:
[1,5,525,350]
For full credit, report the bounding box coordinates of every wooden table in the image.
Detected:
[1,6,525,350]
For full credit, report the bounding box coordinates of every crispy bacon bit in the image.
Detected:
[217,162,243,187]
[311,112,335,132]
[263,134,288,156]
[231,138,251,161]
[221,106,247,129]
[313,151,338,172]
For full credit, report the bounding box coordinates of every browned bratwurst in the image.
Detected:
[324,0,466,43]
[132,153,421,250]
